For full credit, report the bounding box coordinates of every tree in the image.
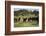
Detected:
[33,10,39,16]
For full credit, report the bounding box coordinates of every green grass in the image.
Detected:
[14,21,39,27]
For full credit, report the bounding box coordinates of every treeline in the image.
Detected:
[14,9,39,17]
[14,9,39,23]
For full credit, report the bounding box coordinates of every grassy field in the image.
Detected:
[14,21,39,27]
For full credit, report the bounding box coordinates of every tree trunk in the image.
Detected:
[20,18,23,22]
[26,18,28,22]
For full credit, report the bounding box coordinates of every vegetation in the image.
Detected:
[14,9,39,27]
